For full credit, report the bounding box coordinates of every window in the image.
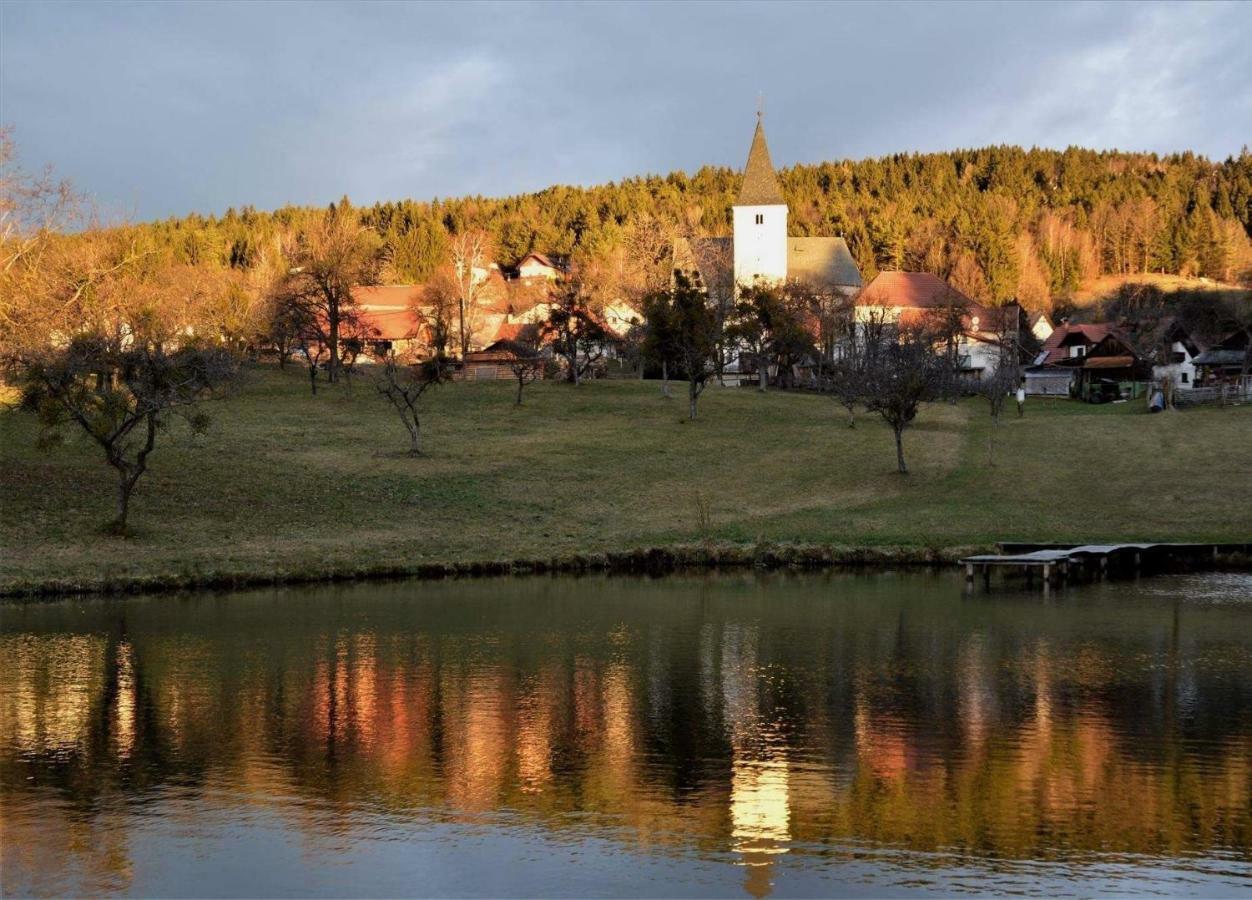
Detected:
[1181,372,1189,384]
[755,213,763,225]
[1070,345,1086,358]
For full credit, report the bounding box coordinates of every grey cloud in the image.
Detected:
[2,0,1248,221]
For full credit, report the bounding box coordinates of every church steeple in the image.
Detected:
[732,113,788,287]
[736,116,786,207]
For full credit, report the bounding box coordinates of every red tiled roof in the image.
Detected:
[341,285,427,341]
[859,271,974,309]
[492,322,543,344]
[352,285,423,308]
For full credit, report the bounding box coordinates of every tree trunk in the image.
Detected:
[516,376,524,406]
[894,426,908,474]
[114,468,138,534]
[328,305,340,383]
[408,420,421,456]
[661,360,670,398]
[689,380,698,420]
[758,351,768,392]
[308,363,318,396]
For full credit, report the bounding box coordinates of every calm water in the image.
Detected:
[2,571,1251,898]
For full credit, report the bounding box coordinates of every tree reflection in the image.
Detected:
[2,574,1250,897]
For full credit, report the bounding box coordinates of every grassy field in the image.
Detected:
[2,365,1250,594]
[1070,273,1250,307]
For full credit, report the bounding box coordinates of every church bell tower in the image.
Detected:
[732,112,788,288]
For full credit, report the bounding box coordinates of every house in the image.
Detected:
[1024,322,1112,396]
[1192,329,1250,390]
[674,114,863,297]
[343,285,428,359]
[1150,320,1205,392]
[1054,331,1152,402]
[516,253,567,281]
[857,271,1026,381]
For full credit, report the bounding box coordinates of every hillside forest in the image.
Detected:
[134,145,1252,309]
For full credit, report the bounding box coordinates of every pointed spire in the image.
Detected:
[736,116,785,207]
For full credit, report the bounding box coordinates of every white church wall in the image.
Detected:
[732,204,788,287]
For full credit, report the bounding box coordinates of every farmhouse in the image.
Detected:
[1025,322,1112,396]
[858,271,1031,380]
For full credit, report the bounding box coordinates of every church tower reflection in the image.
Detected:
[721,623,791,898]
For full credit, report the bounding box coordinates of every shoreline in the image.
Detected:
[4,541,1249,601]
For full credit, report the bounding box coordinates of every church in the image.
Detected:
[677,115,863,296]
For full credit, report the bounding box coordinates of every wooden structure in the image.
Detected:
[961,542,1250,590]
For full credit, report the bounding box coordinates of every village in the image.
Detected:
[5,3,1252,898]
[331,118,1252,411]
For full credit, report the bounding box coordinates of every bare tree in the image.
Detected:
[448,229,495,358]
[861,322,953,474]
[506,331,546,406]
[372,351,446,456]
[6,253,241,534]
[280,205,380,383]
[978,314,1025,426]
[826,306,889,428]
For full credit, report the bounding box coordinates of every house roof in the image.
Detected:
[787,237,862,288]
[1033,322,1114,366]
[736,119,786,207]
[1192,348,1248,367]
[348,285,425,340]
[352,285,423,308]
[491,321,543,345]
[1042,322,1111,349]
[518,252,565,272]
[859,271,973,309]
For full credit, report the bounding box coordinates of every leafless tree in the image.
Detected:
[861,321,953,474]
[10,296,238,533]
[280,206,381,383]
[506,332,546,406]
[826,306,889,428]
[976,306,1025,424]
[372,350,446,456]
[448,229,495,358]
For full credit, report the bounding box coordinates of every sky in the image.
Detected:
[2,0,1250,222]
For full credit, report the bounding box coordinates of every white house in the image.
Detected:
[1151,321,1203,392]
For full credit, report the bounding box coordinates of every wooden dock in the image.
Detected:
[961,542,1249,589]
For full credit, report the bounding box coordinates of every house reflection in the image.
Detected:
[3,581,1251,898]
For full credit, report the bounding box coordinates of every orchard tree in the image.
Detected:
[280,203,381,383]
[861,323,953,474]
[669,271,718,419]
[4,246,241,533]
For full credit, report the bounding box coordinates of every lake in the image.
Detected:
[2,571,1250,897]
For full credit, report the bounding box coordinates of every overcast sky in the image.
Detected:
[3,0,1250,221]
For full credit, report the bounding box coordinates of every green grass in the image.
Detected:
[2,365,1249,594]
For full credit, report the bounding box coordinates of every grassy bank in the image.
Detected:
[2,366,1249,595]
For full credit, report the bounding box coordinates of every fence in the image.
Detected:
[1175,381,1251,407]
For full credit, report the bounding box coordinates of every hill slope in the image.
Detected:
[2,368,1249,594]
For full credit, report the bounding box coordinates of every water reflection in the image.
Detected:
[2,572,1250,897]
